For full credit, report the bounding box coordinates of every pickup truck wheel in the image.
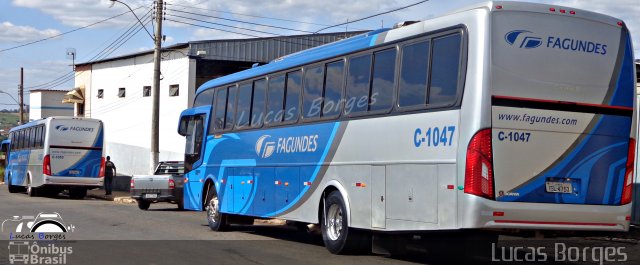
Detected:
[177,198,184,210]
[206,187,227,231]
[137,200,151,210]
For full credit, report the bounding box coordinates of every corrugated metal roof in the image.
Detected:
[75,32,366,66]
[189,32,366,62]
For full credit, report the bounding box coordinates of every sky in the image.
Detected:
[0,0,638,107]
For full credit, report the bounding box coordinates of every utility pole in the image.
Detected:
[19,67,24,125]
[150,0,163,174]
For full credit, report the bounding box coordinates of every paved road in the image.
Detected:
[0,186,638,265]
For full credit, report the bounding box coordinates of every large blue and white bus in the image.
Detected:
[3,117,105,199]
[177,1,636,254]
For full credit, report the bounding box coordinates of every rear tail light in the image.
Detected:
[169,179,175,189]
[43,155,51,176]
[464,129,495,199]
[99,157,106,177]
[621,138,635,205]
[130,179,135,189]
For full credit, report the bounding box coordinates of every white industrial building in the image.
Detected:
[71,33,363,175]
[29,89,74,121]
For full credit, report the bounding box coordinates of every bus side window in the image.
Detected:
[235,83,253,129]
[323,60,345,118]
[302,65,324,120]
[284,70,302,123]
[266,75,285,125]
[250,79,267,128]
[30,127,37,149]
[213,88,228,131]
[345,54,372,115]
[398,40,430,108]
[224,85,237,130]
[429,33,462,107]
[369,48,397,112]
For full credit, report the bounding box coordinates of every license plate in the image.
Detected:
[69,170,80,174]
[144,194,158,199]
[545,181,573,194]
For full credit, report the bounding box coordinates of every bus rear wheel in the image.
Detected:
[26,177,38,197]
[206,186,227,231]
[321,191,370,254]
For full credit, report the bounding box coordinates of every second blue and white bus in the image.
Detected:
[3,117,105,199]
[177,1,636,254]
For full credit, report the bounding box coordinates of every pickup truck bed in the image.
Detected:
[130,162,184,210]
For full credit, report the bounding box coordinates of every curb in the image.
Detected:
[87,194,136,204]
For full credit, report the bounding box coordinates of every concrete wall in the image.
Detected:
[84,51,193,175]
[29,91,73,121]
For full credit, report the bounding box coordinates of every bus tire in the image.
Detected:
[137,200,151,210]
[26,176,38,197]
[69,187,87,199]
[7,175,22,193]
[206,186,227,231]
[321,191,371,254]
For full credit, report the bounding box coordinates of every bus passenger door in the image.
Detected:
[180,113,206,211]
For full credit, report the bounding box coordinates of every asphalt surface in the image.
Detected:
[0,186,638,265]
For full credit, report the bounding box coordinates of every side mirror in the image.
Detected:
[178,116,190,136]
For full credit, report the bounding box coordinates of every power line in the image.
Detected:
[314,0,429,33]
[0,6,146,53]
[165,2,338,28]
[166,13,279,37]
[164,18,263,38]
[26,10,154,90]
[166,8,315,34]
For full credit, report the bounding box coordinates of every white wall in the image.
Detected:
[85,51,193,175]
[29,91,73,121]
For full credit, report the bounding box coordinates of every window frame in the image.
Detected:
[169,84,179,97]
[143,86,151,97]
[394,29,466,113]
[395,37,432,112]
[281,70,302,125]
[199,26,466,134]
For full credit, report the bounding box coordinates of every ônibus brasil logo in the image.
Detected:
[504,30,542,49]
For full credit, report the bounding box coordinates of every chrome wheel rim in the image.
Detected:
[327,204,343,241]
[207,196,220,223]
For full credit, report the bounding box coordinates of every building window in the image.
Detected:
[97,89,104,99]
[143,86,151,97]
[118,87,126,98]
[169,84,179,97]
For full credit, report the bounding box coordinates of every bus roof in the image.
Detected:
[194,1,627,97]
[9,116,102,132]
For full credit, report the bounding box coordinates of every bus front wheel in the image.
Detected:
[206,186,227,231]
[321,191,370,254]
[7,175,22,193]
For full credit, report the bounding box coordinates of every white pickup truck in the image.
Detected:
[130,161,184,210]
